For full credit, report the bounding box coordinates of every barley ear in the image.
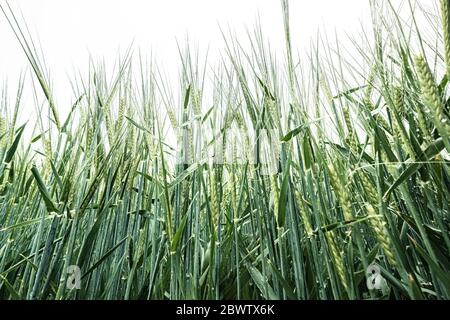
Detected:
[328,164,354,221]
[392,87,415,160]
[440,0,450,78]
[415,55,450,144]
[0,116,6,151]
[325,231,349,291]
[270,174,280,226]
[366,204,397,268]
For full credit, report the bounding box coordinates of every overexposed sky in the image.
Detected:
[0,0,371,120]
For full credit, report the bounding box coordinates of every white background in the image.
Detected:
[1,0,370,120]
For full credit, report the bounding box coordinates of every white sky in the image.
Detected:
[0,0,371,122]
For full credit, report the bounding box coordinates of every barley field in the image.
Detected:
[0,0,450,300]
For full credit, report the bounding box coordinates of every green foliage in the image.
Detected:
[0,0,450,300]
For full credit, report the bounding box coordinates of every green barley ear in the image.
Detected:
[9,101,18,144]
[167,107,178,130]
[415,55,450,143]
[294,189,314,237]
[126,105,136,154]
[328,164,354,221]
[363,65,390,130]
[343,105,359,154]
[415,56,442,113]
[270,174,280,226]
[191,87,202,117]
[116,98,125,136]
[320,76,333,103]
[43,138,52,162]
[393,87,405,117]
[359,171,378,205]
[209,170,219,225]
[325,230,349,292]
[267,98,280,128]
[364,64,376,110]
[416,104,431,144]
[86,127,93,160]
[440,0,450,78]
[342,105,354,137]
[104,106,114,146]
[392,87,415,160]
[0,116,6,151]
[366,204,397,268]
